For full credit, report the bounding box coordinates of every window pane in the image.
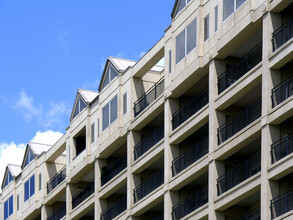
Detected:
[123,93,127,114]
[17,195,19,210]
[102,71,110,89]
[39,174,42,191]
[109,65,118,81]
[4,201,8,219]
[187,18,197,54]
[91,123,95,143]
[110,95,118,123]
[24,181,29,201]
[30,175,35,197]
[102,103,109,130]
[215,6,218,32]
[72,101,80,119]
[204,15,209,41]
[223,0,234,20]
[29,150,34,162]
[176,30,185,63]
[79,98,86,112]
[176,0,186,15]
[97,119,100,137]
[169,50,172,73]
[9,196,13,216]
[236,0,246,8]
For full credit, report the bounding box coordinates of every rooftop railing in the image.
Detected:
[101,154,127,186]
[100,196,127,220]
[271,75,293,108]
[271,189,293,219]
[234,207,260,220]
[172,187,208,220]
[172,88,209,130]
[134,124,164,160]
[172,137,208,176]
[272,18,293,51]
[47,205,66,220]
[134,77,164,117]
[47,166,66,194]
[217,98,261,145]
[133,169,164,203]
[72,180,94,209]
[218,43,262,94]
[217,153,261,195]
[271,133,293,164]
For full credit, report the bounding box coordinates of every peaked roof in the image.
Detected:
[171,0,180,18]
[1,164,21,189]
[78,89,99,104]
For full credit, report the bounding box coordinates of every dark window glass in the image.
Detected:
[176,30,185,63]
[30,175,35,197]
[24,181,29,201]
[8,196,13,216]
[204,14,209,41]
[102,103,109,130]
[110,96,118,123]
[223,0,234,20]
[187,18,197,53]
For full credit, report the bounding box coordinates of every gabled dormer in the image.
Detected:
[21,142,52,169]
[1,164,21,190]
[70,89,99,121]
[171,0,192,19]
[98,57,136,92]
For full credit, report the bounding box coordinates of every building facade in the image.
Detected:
[1,0,293,219]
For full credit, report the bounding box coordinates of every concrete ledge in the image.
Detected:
[181,203,208,220]
[270,38,293,69]
[169,105,209,145]
[269,96,293,125]
[70,194,95,220]
[273,209,293,220]
[214,173,261,211]
[268,153,293,180]
[45,180,66,205]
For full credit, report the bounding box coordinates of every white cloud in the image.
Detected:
[156,58,165,67]
[16,90,42,120]
[0,130,63,189]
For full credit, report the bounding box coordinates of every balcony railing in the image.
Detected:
[134,77,164,117]
[134,124,164,160]
[47,166,66,194]
[271,189,293,219]
[134,169,164,203]
[153,213,164,220]
[72,180,94,209]
[218,43,262,94]
[272,18,293,51]
[101,154,127,186]
[235,207,260,220]
[172,187,208,220]
[217,98,262,145]
[172,137,208,176]
[47,205,66,220]
[172,88,209,130]
[271,133,293,164]
[217,153,261,195]
[100,196,127,220]
[271,75,293,108]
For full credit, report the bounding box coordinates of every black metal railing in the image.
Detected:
[47,205,66,220]
[134,169,164,203]
[217,153,261,195]
[172,187,208,220]
[234,207,260,220]
[172,137,208,176]
[272,18,293,51]
[72,180,94,209]
[153,212,164,220]
[101,154,127,186]
[218,43,262,94]
[217,98,262,145]
[271,75,293,108]
[134,124,164,160]
[172,88,209,130]
[134,78,164,117]
[100,196,127,220]
[271,133,293,164]
[47,166,66,194]
[271,189,293,219]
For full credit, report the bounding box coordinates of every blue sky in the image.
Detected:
[0,0,173,183]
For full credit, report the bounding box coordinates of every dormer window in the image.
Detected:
[72,97,86,119]
[101,64,118,90]
[4,171,13,188]
[174,0,192,18]
[24,148,35,167]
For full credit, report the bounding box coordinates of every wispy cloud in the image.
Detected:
[58,30,70,55]
[0,94,8,102]
[40,102,71,127]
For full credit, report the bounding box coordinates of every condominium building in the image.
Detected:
[2,0,293,219]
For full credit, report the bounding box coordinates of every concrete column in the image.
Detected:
[41,205,50,220]
[66,184,72,219]
[95,159,101,220]
[127,130,135,218]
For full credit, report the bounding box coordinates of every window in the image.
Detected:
[24,175,35,202]
[175,0,192,17]
[72,97,86,119]
[97,119,100,138]
[102,95,118,130]
[204,14,209,41]
[123,93,127,114]
[101,65,118,90]
[38,174,42,191]
[215,6,218,32]
[223,0,246,21]
[169,50,172,73]
[17,194,19,211]
[176,18,197,63]
[4,171,13,188]
[91,123,95,143]
[4,195,13,220]
[24,149,35,167]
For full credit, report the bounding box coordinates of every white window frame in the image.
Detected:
[102,95,118,131]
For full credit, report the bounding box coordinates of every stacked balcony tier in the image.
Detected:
[47,166,66,194]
